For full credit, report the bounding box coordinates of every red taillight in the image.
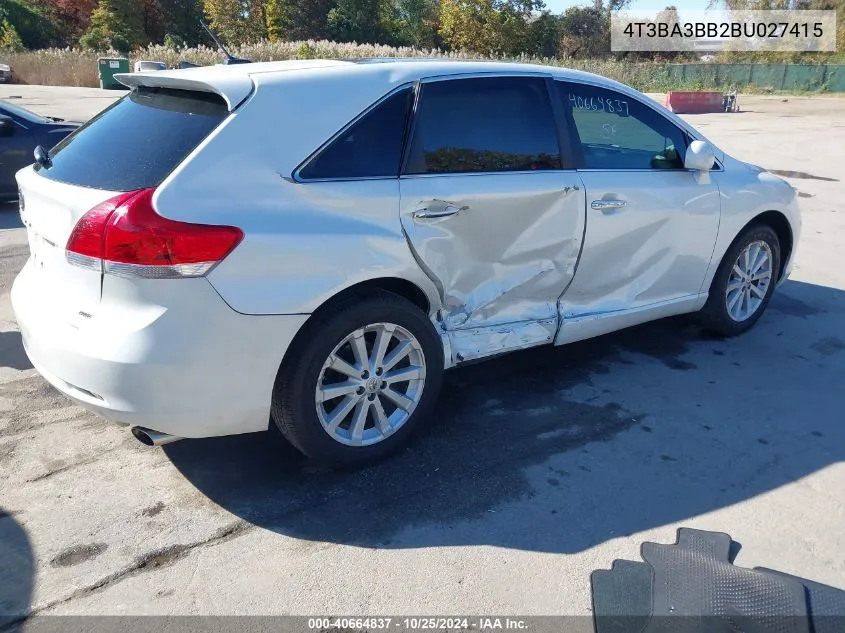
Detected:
[65,188,243,279]
[65,190,139,267]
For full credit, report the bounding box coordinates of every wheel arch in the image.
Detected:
[702,208,794,300]
[277,276,438,375]
[744,210,794,281]
[314,277,433,316]
[270,276,446,465]
[697,210,789,337]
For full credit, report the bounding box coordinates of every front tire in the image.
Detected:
[271,290,443,468]
[698,224,781,337]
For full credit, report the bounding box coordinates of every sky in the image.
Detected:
[543,0,717,13]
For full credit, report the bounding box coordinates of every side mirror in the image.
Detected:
[0,115,14,137]
[684,140,715,171]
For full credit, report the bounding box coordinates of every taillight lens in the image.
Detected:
[65,188,243,279]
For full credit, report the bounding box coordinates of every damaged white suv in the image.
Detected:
[13,59,800,467]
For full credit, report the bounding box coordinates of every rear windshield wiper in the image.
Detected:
[34,145,52,168]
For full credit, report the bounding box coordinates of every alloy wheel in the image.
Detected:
[725,240,774,322]
[315,323,427,447]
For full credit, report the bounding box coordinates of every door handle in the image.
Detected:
[591,200,628,211]
[413,200,468,219]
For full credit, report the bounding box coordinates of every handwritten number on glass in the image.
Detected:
[570,93,629,117]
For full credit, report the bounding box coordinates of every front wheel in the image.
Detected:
[698,224,781,337]
[271,290,443,468]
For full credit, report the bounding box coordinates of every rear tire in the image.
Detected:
[698,224,780,337]
[271,290,443,469]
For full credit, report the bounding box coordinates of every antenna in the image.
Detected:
[200,20,252,65]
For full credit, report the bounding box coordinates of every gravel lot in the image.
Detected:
[1,86,843,620]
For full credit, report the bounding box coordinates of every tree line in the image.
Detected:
[0,0,841,61]
[0,0,645,58]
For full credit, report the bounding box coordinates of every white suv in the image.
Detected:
[12,59,800,467]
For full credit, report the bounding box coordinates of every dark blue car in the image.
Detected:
[0,100,80,201]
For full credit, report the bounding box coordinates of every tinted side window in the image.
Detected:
[299,88,412,180]
[559,82,687,170]
[37,88,228,191]
[404,77,561,175]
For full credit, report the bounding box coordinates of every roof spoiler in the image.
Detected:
[115,71,254,111]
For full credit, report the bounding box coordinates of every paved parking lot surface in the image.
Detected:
[1,86,843,618]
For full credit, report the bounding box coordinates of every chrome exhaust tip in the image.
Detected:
[131,426,183,447]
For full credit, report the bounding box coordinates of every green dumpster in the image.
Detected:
[97,57,130,90]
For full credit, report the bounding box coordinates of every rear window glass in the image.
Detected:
[35,87,228,191]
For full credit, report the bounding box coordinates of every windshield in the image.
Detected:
[0,100,49,124]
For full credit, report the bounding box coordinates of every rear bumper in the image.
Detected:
[12,260,309,438]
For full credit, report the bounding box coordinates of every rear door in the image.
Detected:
[17,88,229,320]
[399,75,586,354]
[555,80,721,320]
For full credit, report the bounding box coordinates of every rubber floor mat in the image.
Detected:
[591,528,826,633]
[591,559,653,633]
[642,529,809,633]
[756,569,845,633]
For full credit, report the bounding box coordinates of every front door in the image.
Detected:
[553,80,721,340]
[399,75,586,363]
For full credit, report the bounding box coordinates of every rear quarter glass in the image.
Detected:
[35,87,228,192]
